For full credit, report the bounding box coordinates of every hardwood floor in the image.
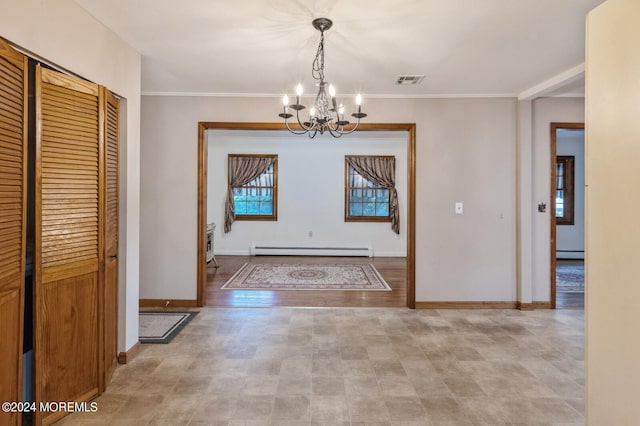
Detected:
[556,292,584,309]
[206,256,407,308]
[556,259,585,310]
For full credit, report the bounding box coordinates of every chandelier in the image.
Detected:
[278,18,367,138]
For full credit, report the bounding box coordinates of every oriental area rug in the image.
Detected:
[221,263,392,291]
[139,311,198,343]
[556,263,584,293]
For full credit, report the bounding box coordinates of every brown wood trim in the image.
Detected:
[555,156,575,225]
[34,64,44,426]
[516,302,534,311]
[344,217,392,223]
[344,156,393,223]
[197,122,417,309]
[117,342,141,365]
[40,67,99,96]
[532,301,552,309]
[198,122,416,132]
[0,36,27,64]
[197,123,207,306]
[139,299,198,308]
[549,122,584,310]
[407,124,416,309]
[97,85,106,394]
[230,154,278,222]
[416,301,519,309]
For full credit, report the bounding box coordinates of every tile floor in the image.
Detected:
[59,308,585,425]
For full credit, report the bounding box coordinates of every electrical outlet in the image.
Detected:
[455,202,463,214]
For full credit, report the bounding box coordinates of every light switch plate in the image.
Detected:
[455,202,463,214]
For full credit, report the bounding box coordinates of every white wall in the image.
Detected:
[531,97,584,301]
[208,130,407,257]
[0,0,142,352]
[556,129,585,259]
[140,96,518,302]
[586,0,640,422]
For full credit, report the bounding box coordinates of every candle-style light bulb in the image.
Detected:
[338,104,345,115]
[329,84,338,110]
[282,94,289,106]
[310,107,316,117]
[295,84,303,105]
[355,94,362,105]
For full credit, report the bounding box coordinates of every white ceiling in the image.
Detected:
[73,0,603,98]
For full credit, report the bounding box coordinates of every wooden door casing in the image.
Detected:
[0,39,28,426]
[103,89,119,387]
[35,66,102,426]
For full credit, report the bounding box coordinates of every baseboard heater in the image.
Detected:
[250,244,373,257]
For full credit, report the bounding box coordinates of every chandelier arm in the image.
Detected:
[335,119,362,135]
[327,127,345,138]
[283,118,310,135]
[294,108,315,131]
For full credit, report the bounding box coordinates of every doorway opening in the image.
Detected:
[550,123,585,309]
[196,122,416,308]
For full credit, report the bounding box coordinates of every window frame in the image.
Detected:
[555,155,575,225]
[229,154,278,222]
[344,155,393,223]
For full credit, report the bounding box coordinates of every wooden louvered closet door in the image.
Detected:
[35,66,102,426]
[102,89,119,387]
[0,39,27,426]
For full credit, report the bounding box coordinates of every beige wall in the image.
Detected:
[0,0,142,351]
[586,0,640,422]
[208,130,408,257]
[140,96,518,302]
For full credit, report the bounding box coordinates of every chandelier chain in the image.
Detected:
[311,30,325,82]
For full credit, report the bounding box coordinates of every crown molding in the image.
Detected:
[518,63,585,100]
[141,91,518,99]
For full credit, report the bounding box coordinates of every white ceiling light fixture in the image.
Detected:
[279,18,367,138]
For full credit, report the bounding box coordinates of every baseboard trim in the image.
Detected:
[139,298,198,308]
[416,301,552,310]
[415,301,518,309]
[516,302,534,311]
[118,341,141,365]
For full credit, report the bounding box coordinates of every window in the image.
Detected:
[345,157,392,222]
[555,156,574,225]
[229,154,277,221]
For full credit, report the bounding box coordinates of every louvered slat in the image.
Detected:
[0,40,26,426]
[103,89,119,388]
[0,55,24,284]
[105,94,118,255]
[40,80,99,269]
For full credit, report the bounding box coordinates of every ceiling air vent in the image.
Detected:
[396,75,425,85]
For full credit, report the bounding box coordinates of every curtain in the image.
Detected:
[224,155,276,233]
[346,156,400,234]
